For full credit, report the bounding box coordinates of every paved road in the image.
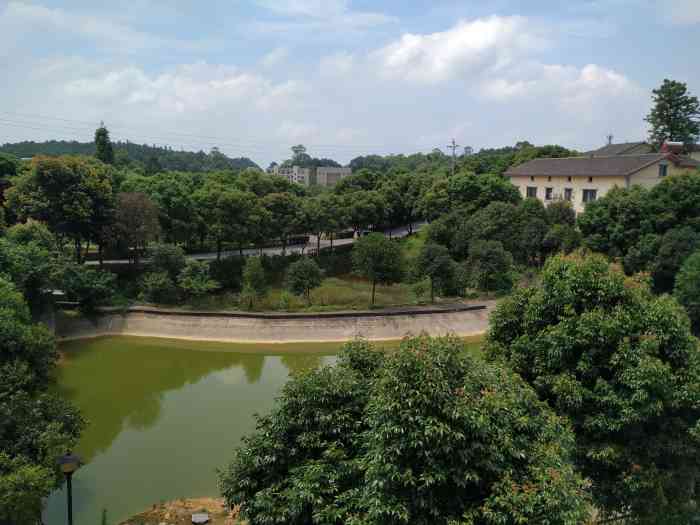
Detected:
[90,223,426,266]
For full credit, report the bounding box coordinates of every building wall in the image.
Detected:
[690,151,700,162]
[316,167,352,186]
[509,174,627,213]
[628,161,688,188]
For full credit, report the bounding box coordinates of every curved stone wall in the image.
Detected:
[55,303,494,343]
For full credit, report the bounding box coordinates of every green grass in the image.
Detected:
[399,228,427,263]
[181,274,458,312]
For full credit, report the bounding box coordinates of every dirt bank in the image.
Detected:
[119,498,240,525]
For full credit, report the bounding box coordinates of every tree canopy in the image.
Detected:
[645,78,700,149]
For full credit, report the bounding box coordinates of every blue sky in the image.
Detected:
[1,0,699,166]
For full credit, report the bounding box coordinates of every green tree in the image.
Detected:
[645,78,700,149]
[177,260,220,297]
[465,240,514,293]
[6,156,116,263]
[0,277,84,524]
[546,200,576,226]
[114,192,161,265]
[674,249,700,335]
[452,202,521,261]
[262,192,303,255]
[413,243,455,303]
[352,233,404,306]
[242,257,267,306]
[140,271,179,304]
[149,243,186,280]
[57,263,116,312]
[0,152,19,178]
[542,224,581,256]
[285,257,322,305]
[194,184,254,259]
[345,190,386,235]
[94,123,115,164]
[650,226,700,293]
[219,336,590,525]
[0,231,56,311]
[487,253,700,523]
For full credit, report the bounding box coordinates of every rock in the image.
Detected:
[191,513,209,524]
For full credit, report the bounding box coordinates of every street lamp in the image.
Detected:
[57,451,82,525]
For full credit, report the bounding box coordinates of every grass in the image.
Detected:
[399,228,427,263]
[179,273,467,312]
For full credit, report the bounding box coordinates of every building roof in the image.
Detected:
[506,154,668,178]
[585,141,653,156]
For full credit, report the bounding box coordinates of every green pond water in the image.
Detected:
[44,336,365,525]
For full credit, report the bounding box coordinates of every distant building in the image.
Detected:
[272,165,351,187]
[506,141,700,213]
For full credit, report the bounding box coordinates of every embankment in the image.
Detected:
[55,303,495,344]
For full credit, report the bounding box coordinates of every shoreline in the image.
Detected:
[55,302,495,345]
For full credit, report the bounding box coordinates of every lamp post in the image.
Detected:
[57,452,81,525]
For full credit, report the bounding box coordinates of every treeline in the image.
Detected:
[0,140,259,173]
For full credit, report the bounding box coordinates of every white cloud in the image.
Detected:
[663,0,700,25]
[261,47,289,68]
[319,52,355,76]
[1,1,205,52]
[372,16,546,84]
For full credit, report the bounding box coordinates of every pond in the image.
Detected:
[43,336,361,525]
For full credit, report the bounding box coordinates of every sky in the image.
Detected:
[1,0,699,166]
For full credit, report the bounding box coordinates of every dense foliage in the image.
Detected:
[352,233,404,306]
[219,336,590,524]
[487,253,700,523]
[674,249,700,335]
[645,79,700,149]
[285,257,322,304]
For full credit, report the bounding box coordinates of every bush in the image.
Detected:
[546,200,576,226]
[487,253,700,522]
[139,271,179,304]
[542,224,581,256]
[465,240,514,293]
[219,336,589,524]
[177,260,220,298]
[59,264,116,312]
[243,257,267,299]
[209,256,245,292]
[149,244,186,280]
[285,257,322,305]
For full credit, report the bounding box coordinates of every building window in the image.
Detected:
[564,188,573,201]
[526,186,537,198]
[582,189,597,203]
[545,187,553,200]
[567,176,572,182]
[658,163,668,177]
[547,176,552,182]
[530,176,535,182]
[588,176,593,183]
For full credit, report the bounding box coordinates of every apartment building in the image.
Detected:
[272,165,352,187]
[506,141,700,213]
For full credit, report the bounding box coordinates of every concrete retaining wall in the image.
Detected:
[55,304,494,343]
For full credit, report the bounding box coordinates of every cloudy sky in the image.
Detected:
[1,0,699,166]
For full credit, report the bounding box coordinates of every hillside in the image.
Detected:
[0,140,260,172]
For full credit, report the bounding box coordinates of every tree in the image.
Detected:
[675,249,700,335]
[149,243,186,280]
[0,152,19,178]
[543,224,581,256]
[262,192,303,255]
[650,226,700,293]
[546,200,576,226]
[414,243,455,303]
[57,263,116,312]
[140,271,179,304]
[194,184,254,259]
[487,253,700,523]
[285,257,322,305]
[219,336,590,524]
[144,155,162,175]
[6,156,116,263]
[452,202,522,261]
[177,260,220,297]
[645,79,700,149]
[344,190,386,235]
[242,257,267,306]
[114,192,161,265]
[0,277,84,524]
[352,233,404,306]
[94,124,114,164]
[577,186,651,257]
[465,240,514,293]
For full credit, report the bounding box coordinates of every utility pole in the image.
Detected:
[447,138,460,176]
[606,133,614,146]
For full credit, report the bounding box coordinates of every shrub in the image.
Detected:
[149,244,186,280]
[546,200,576,226]
[209,256,245,292]
[242,257,268,299]
[219,337,589,524]
[139,271,179,304]
[465,240,514,293]
[542,224,582,256]
[285,257,322,305]
[487,253,700,522]
[177,260,220,298]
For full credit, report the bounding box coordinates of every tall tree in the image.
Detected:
[413,243,455,303]
[487,253,700,523]
[352,233,403,306]
[113,192,160,265]
[645,79,700,149]
[94,123,115,164]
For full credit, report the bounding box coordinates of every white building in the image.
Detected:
[272,165,351,187]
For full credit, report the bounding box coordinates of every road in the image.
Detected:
[90,223,426,266]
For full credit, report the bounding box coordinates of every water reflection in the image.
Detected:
[45,336,338,525]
